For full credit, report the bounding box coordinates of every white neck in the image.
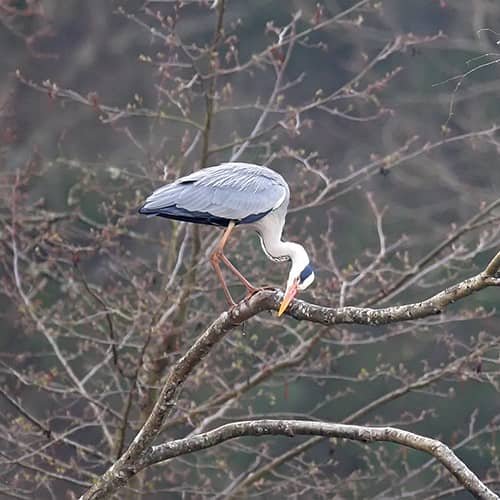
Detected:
[256,220,310,288]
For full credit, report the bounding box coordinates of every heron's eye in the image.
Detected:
[299,264,314,284]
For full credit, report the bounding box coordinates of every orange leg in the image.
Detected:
[210,221,257,306]
[220,253,257,293]
[210,255,236,306]
[210,225,235,306]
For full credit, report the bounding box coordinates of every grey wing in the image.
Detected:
[140,163,289,220]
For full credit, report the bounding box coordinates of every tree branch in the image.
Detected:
[143,419,498,500]
[283,250,500,325]
[223,341,499,499]
[80,250,500,499]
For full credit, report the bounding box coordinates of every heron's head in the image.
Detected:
[278,245,315,316]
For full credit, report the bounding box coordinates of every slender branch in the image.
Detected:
[365,197,500,306]
[161,332,320,432]
[142,419,498,500]
[10,172,115,449]
[230,11,299,162]
[15,71,204,130]
[0,387,52,439]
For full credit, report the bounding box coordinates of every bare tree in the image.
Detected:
[0,1,499,499]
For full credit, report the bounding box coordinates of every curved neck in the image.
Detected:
[257,222,310,284]
[260,235,304,263]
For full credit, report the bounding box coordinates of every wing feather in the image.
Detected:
[140,163,289,221]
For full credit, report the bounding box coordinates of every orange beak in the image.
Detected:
[277,280,299,317]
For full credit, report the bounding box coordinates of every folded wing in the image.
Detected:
[139,162,289,225]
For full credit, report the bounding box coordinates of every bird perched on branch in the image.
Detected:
[139,162,314,315]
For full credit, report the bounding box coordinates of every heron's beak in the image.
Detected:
[277,280,299,317]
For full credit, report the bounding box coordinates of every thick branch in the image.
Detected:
[143,419,498,500]
[285,259,500,324]
[223,342,499,498]
[80,298,271,499]
[80,251,500,499]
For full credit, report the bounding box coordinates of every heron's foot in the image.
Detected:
[227,302,238,315]
[244,285,268,300]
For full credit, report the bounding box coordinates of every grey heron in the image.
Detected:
[139,162,315,315]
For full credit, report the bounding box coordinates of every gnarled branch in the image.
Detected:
[80,250,500,499]
[143,419,498,500]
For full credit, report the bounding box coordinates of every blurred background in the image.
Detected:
[0,1,499,498]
